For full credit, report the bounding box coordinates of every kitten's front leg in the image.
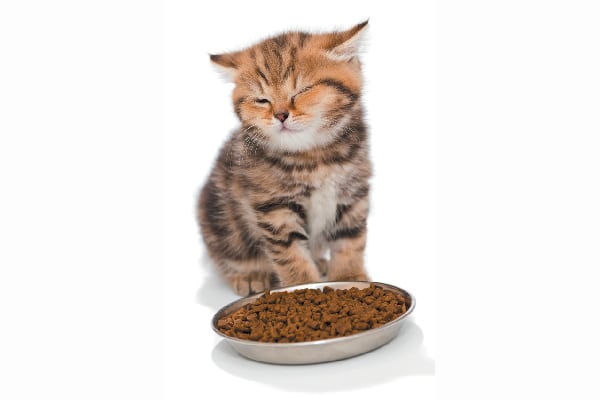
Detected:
[255,202,321,287]
[326,197,370,281]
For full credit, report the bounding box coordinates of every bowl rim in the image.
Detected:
[211,280,416,347]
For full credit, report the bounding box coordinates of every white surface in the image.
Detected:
[437,2,600,398]
[163,1,436,398]
[2,1,600,399]
[0,2,164,399]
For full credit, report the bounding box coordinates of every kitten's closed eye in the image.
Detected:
[291,86,314,104]
[256,98,270,104]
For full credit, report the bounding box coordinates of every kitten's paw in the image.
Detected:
[230,271,271,297]
[279,268,321,288]
[328,271,370,282]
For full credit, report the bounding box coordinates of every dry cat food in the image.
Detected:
[216,284,409,343]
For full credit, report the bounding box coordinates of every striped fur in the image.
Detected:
[198,21,372,296]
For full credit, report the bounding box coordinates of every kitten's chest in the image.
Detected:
[305,177,339,241]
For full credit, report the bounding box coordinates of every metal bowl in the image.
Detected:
[211,281,415,364]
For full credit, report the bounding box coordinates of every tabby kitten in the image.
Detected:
[198,21,372,296]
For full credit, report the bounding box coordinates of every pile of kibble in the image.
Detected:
[216,284,409,343]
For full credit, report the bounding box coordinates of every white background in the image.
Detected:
[1,1,599,399]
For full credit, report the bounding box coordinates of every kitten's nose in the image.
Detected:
[274,111,289,122]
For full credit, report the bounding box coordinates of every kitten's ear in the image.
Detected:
[209,52,241,82]
[325,20,369,62]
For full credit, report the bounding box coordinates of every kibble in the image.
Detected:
[216,284,409,343]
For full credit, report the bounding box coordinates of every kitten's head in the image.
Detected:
[210,21,368,153]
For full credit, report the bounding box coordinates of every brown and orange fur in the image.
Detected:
[197,21,372,296]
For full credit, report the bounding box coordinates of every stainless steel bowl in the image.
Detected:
[211,281,415,364]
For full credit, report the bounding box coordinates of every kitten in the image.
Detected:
[198,21,372,296]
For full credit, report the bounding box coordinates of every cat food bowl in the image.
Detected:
[211,281,415,364]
